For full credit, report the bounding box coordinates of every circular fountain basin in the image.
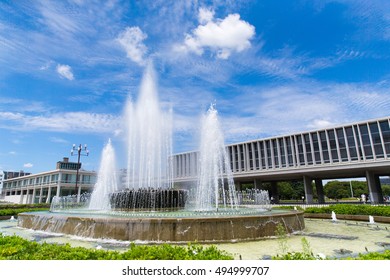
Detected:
[17,209,304,243]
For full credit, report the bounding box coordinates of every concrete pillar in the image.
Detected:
[56,172,62,197]
[235,180,242,191]
[365,171,384,204]
[254,179,262,190]
[303,176,314,204]
[32,188,36,204]
[46,186,52,203]
[315,179,325,204]
[19,190,24,204]
[270,181,279,203]
[38,187,43,203]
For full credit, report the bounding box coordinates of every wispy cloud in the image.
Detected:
[116,26,148,66]
[0,111,120,134]
[56,64,74,80]
[49,136,69,144]
[23,163,33,168]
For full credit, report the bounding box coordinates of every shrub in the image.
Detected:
[304,204,390,217]
[0,234,233,260]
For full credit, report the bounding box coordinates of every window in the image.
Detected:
[359,124,373,160]
[327,130,339,162]
[353,125,364,160]
[228,146,234,171]
[336,128,348,162]
[296,135,305,164]
[279,138,286,167]
[345,127,358,161]
[311,132,321,164]
[272,139,279,168]
[379,120,390,156]
[239,145,245,171]
[369,122,384,158]
[304,134,313,165]
[259,142,266,169]
[266,140,272,168]
[248,143,254,170]
[286,137,294,166]
[319,131,330,163]
[254,142,260,169]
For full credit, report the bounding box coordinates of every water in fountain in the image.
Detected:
[88,139,119,210]
[331,211,337,222]
[195,104,238,211]
[124,63,173,190]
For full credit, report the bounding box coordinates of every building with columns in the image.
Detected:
[173,116,390,204]
[0,158,96,204]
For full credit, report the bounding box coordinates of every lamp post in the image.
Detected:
[349,181,354,198]
[71,144,89,199]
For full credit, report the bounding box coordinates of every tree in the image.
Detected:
[324,180,368,199]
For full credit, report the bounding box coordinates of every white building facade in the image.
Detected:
[1,158,96,204]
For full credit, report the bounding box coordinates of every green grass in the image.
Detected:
[0,233,233,260]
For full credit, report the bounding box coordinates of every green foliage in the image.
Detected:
[0,208,49,217]
[382,184,390,196]
[347,250,390,260]
[324,180,368,199]
[275,223,289,254]
[0,234,233,260]
[277,181,305,200]
[272,237,322,260]
[0,203,49,209]
[304,204,390,217]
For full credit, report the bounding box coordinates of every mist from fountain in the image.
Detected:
[194,104,238,211]
[88,139,119,210]
[123,63,173,190]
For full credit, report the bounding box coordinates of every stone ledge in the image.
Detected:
[304,213,390,223]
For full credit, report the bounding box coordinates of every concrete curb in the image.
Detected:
[304,213,390,223]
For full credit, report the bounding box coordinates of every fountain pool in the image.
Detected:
[17,208,304,243]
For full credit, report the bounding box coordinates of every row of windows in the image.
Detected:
[174,152,199,178]
[3,174,95,189]
[229,120,390,172]
[174,119,390,177]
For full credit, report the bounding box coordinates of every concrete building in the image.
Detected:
[173,116,390,204]
[1,158,96,204]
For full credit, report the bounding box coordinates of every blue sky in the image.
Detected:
[1,0,390,174]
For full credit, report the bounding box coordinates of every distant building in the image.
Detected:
[0,170,3,196]
[1,158,96,204]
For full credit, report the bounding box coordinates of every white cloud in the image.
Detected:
[178,8,255,59]
[56,64,74,80]
[23,163,33,168]
[198,7,214,24]
[117,26,148,65]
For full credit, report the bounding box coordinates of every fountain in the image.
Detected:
[331,211,337,222]
[17,63,304,243]
[369,215,375,224]
[195,105,238,211]
[89,138,119,211]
